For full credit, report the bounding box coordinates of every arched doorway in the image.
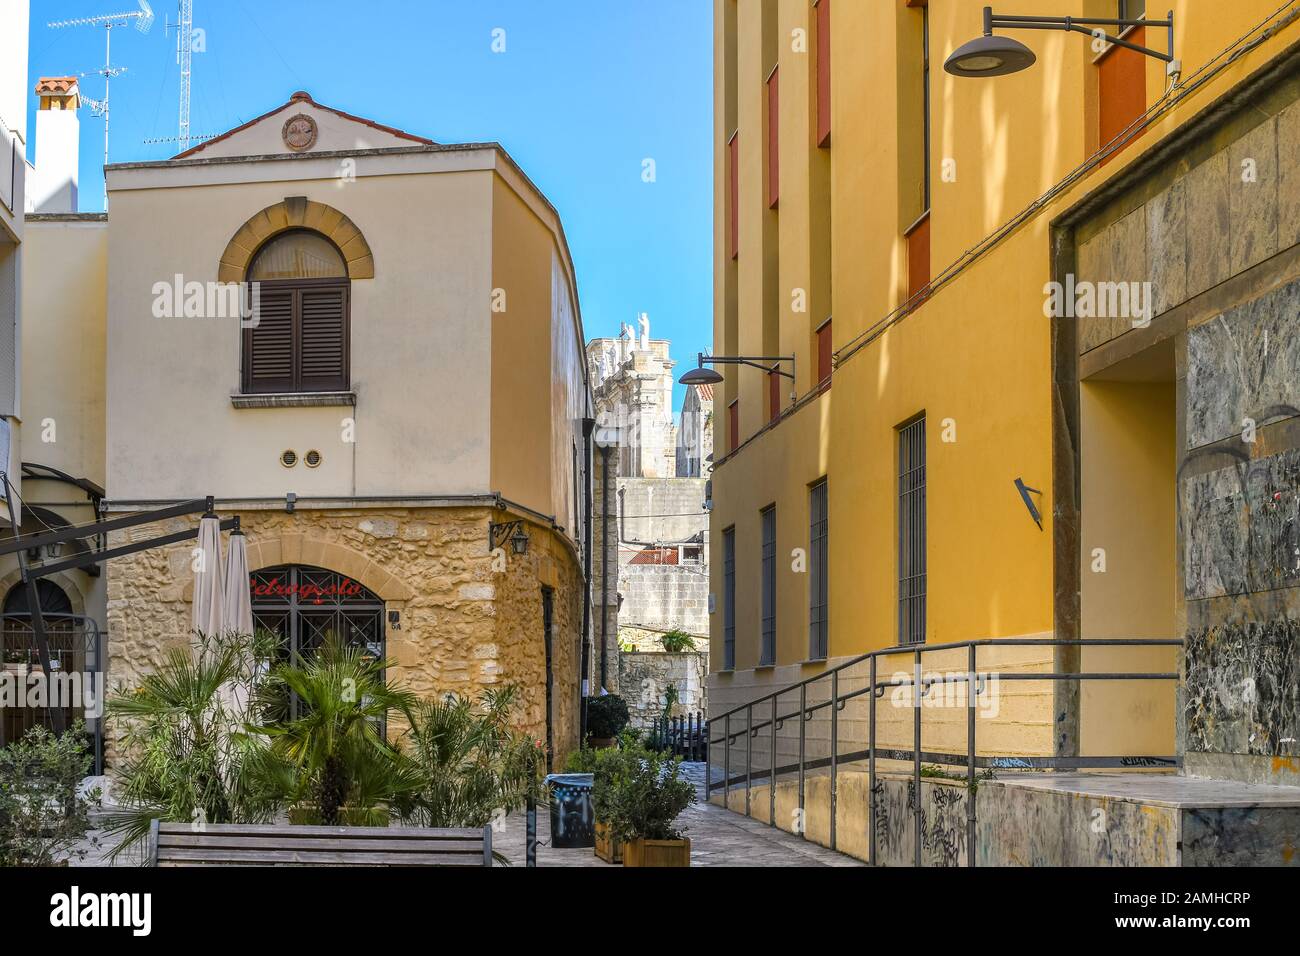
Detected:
[250,565,385,665]
[1,580,81,749]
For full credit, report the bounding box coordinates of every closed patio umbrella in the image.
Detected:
[222,528,254,636]
[191,513,225,637]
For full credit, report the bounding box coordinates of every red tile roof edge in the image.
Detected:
[172,90,436,160]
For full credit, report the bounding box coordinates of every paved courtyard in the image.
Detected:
[75,763,859,868]
[492,763,859,867]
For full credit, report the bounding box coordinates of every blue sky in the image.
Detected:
[27,0,714,411]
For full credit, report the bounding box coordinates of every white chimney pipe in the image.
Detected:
[32,79,80,214]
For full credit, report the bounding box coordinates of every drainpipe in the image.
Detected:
[600,444,612,690]
[581,417,595,744]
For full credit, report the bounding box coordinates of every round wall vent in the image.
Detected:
[280,450,298,468]
[304,450,322,468]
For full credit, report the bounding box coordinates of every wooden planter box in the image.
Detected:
[594,821,622,864]
[622,837,690,868]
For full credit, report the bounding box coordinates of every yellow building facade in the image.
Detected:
[711,0,1300,793]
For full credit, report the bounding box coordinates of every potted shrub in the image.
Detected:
[584,694,629,748]
[604,739,695,867]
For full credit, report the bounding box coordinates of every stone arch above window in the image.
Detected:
[218,197,375,283]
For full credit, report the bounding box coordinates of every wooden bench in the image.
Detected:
[149,821,493,867]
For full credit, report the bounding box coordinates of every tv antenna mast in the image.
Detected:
[166,0,194,152]
[47,1,155,207]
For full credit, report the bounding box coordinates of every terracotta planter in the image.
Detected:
[594,821,622,864]
[622,837,690,868]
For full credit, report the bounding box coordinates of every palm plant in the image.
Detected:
[400,686,546,829]
[104,629,282,860]
[250,637,419,825]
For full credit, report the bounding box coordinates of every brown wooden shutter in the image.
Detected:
[245,287,294,393]
[298,285,349,390]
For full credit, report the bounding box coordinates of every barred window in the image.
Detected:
[809,480,828,660]
[723,527,736,670]
[898,417,927,645]
[760,505,776,666]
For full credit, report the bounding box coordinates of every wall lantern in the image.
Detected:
[945,6,1177,80]
[489,519,530,556]
[679,352,796,387]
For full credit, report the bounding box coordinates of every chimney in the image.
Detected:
[31,77,80,213]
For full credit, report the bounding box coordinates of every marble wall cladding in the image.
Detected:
[1181,807,1300,866]
[1184,618,1300,757]
[1076,206,1147,352]
[1182,447,1300,600]
[1279,98,1300,249]
[1185,276,1300,449]
[1147,179,1187,315]
[1185,149,1233,299]
[1229,117,1280,276]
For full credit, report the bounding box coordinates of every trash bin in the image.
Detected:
[545,773,595,849]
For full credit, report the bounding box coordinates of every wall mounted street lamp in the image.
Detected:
[489,519,530,555]
[679,352,796,387]
[945,6,1177,80]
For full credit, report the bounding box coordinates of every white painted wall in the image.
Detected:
[31,108,79,213]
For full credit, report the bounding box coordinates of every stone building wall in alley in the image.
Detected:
[618,651,708,728]
[1061,56,1300,786]
[102,506,581,765]
[616,477,710,638]
[592,447,621,695]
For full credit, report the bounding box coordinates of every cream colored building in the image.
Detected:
[8,88,595,765]
[0,0,30,527]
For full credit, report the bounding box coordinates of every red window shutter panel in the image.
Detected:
[816,0,831,147]
[767,67,780,208]
[298,285,349,390]
[1098,26,1146,163]
[729,133,740,259]
[245,288,294,393]
[818,320,833,385]
[907,214,931,302]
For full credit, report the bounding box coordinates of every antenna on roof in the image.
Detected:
[165,1,195,152]
[48,1,156,208]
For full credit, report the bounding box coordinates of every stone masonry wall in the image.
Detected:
[103,506,581,766]
[618,650,708,728]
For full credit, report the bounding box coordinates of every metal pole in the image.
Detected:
[830,670,838,851]
[745,704,753,817]
[525,797,537,867]
[598,445,611,689]
[869,654,878,866]
[724,712,731,809]
[769,694,777,827]
[797,683,806,839]
[913,648,922,868]
[704,713,711,794]
[967,642,977,868]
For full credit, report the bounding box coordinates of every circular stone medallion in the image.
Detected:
[282,113,318,152]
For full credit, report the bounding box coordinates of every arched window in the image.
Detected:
[250,565,384,664]
[243,230,350,394]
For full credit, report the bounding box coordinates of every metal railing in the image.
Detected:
[704,637,1181,867]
